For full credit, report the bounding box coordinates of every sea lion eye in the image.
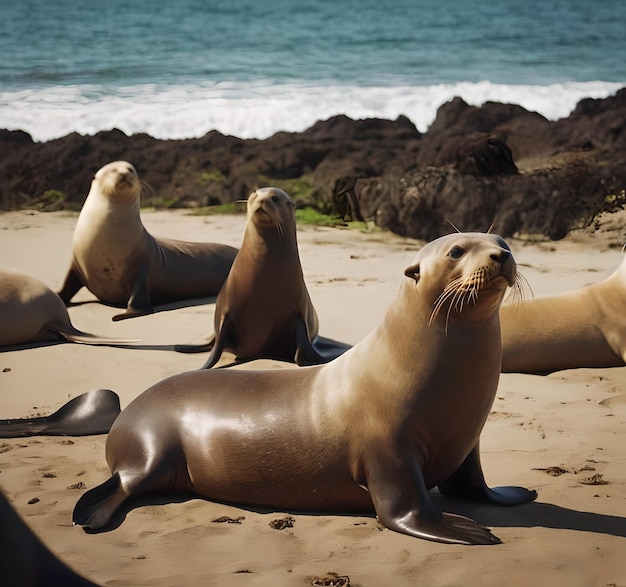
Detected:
[448,246,465,260]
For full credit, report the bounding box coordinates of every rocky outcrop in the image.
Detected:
[369,89,626,240]
[1,88,625,240]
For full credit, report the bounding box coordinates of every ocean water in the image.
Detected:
[1,0,624,142]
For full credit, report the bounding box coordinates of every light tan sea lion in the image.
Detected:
[73,232,536,545]
[175,187,350,368]
[501,253,626,373]
[0,266,138,347]
[57,161,238,321]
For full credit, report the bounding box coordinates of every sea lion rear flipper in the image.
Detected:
[52,327,141,346]
[311,336,352,361]
[438,444,538,506]
[174,334,216,354]
[49,320,141,346]
[113,262,154,321]
[200,316,232,369]
[294,317,328,366]
[57,266,85,304]
[73,472,127,531]
[365,448,501,545]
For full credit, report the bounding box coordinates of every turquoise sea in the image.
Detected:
[1,0,624,141]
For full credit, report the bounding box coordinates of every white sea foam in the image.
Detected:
[0,80,623,143]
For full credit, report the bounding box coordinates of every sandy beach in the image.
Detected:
[0,208,625,587]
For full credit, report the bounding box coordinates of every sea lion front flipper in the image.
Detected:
[438,445,538,506]
[364,448,501,545]
[112,262,154,321]
[57,265,85,304]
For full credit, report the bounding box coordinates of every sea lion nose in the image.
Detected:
[490,249,511,264]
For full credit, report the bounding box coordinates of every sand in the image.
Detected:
[0,208,625,587]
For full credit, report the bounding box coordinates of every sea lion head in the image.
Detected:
[247,187,295,237]
[403,232,516,326]
[93,161,140,203]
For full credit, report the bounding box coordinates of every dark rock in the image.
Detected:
[1,88,625,240]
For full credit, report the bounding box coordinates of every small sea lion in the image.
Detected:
[57,161,238,321]
[176,187,350,368]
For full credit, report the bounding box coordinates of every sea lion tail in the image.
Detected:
[73,473,125,530]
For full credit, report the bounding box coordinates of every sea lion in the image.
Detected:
[0,389,120,437]
[0,266,138,347]
[73,232,537,545]
[175,187,350,368]
[0,489,100,587]
[501,252,626,373]
[57,161,238,321]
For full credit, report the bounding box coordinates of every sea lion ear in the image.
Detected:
[404,263,420,283]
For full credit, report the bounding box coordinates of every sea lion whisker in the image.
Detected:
[139,179,155,199]
[429,277,465,325]
[431,275,471,329]
[506,272,533,307]
[468,286,479,306]
[452,283,469,313]
[509,280,524,306]
[433,285,462,331]
[274,218,287,240]
[429,288,456,326]
[458,278,480,310]
[434,267,492,329]
[443,303,455,333]
[446,219,462,233]
[447,280,474,327]
[454,271,480,309]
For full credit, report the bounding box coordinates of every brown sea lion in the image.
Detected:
[501,252,626,373]
[175,187,350,368]
[73,232,536,545]
[0,266,138,347]
[57,161,238,321]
